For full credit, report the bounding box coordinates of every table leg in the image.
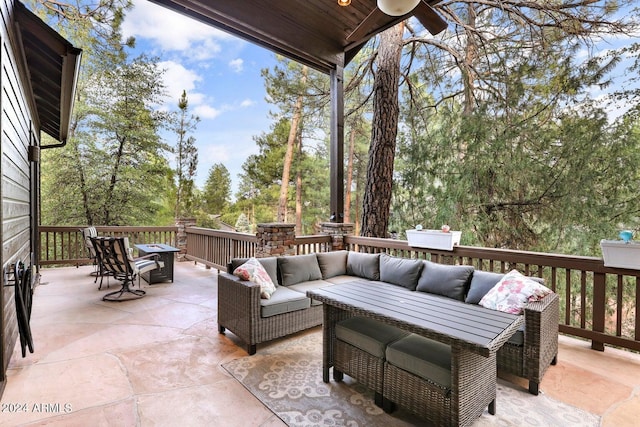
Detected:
[451,346,497,426]
[322,306,333,383]
[321,305,351,384]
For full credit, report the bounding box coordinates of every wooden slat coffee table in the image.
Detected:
[307,279,523,426]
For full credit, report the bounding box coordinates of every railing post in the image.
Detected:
[319,222,355,251]
[256,223,296,257]
[592,272,606,351]
[175,218,196,261]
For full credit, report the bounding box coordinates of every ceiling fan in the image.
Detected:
[345,0,447,45]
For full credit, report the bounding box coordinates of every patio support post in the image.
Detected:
[329,62,345,223]
[320,222,354,251]
[591,272,606,351]
[255,223,296,258]
[175,217,196,261]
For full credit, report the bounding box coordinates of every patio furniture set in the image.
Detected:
[81,227,179,301]
[218,250,559,425]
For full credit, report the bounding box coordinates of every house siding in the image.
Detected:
[0,0,38,395]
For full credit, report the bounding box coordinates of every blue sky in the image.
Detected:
[121,0,281,195]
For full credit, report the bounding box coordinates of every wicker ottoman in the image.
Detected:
[383,333,453,425]
[383,333,498,427]
[334,316,409,407]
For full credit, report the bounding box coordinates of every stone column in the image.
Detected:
[255,223,296,258]
[320,222,355,251]
[175,217,196,261]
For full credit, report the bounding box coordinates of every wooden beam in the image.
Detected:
[330,63,345,223]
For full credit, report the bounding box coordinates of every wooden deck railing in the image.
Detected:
[39,226,177,266]
[39,225,640,353]
[182,228,332,270]
[183,227,258,271]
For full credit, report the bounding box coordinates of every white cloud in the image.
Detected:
[199,142,231,164]
[193,99,255,120]
[194,104,223,119]
[159,60,201,95]
[157,61,226,119]
[122,0,231,53]
[229,58,244,72]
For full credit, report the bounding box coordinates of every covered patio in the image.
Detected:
[1,261,639,425]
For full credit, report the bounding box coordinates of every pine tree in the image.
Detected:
[202,163,231,214]
[173,90,200,218]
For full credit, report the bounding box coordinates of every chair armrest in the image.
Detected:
[218,273,262,338]
[523,292,559,378]
[134,253,162,268]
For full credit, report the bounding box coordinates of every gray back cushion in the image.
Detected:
[465,270,546,304]
[278,254,323,286]
[379,253,424,290]
[230,257,279,286]
[346,252,380,281]
[416,261,474,301]
[465,270,505,304]
[316,251,348,279]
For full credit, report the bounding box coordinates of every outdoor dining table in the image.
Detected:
[307,279,523,425]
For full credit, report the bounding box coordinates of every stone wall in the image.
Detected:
[255,223,296,258]
[319,222,355,251]
[175,218,197,261]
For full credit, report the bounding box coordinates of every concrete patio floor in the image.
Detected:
[1,262,639,426]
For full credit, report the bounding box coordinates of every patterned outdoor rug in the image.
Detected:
[222,331,600,427]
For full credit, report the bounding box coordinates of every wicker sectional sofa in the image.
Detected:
[217,250,559,395]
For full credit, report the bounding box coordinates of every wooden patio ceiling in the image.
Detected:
[147,0,443,73]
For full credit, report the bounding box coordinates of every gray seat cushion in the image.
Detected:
[260,287,310,317]
[386,333,452,388]
[278,254,323,286]
[336,316,409,358]
[317,251,348,279]
[288,280,334,305]
[346,252,380,281]
[507,326,524,345]
[325,275,360,285]
[416,261,474,301]
[379,253,424,290]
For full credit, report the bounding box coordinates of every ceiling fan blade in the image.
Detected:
[414,1,447,35]
[346,7,391,43]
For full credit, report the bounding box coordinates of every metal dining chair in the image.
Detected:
[90,236,164,301]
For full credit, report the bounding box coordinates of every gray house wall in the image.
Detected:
[0,0,40,395]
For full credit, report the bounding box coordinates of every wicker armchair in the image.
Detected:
[217,272,323,355]
[497,292,559,395]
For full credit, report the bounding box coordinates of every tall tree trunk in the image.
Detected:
[344,127,356,223]
[355,167,361,235]
[295,133,303,233]
[462,4,478,117]
[105,132,126,224]
[69,117,93,225]
[361,24,404,238]
[277,66,307,222]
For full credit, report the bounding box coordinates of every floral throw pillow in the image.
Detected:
[233,258,277,299]
[479,269,553,315]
